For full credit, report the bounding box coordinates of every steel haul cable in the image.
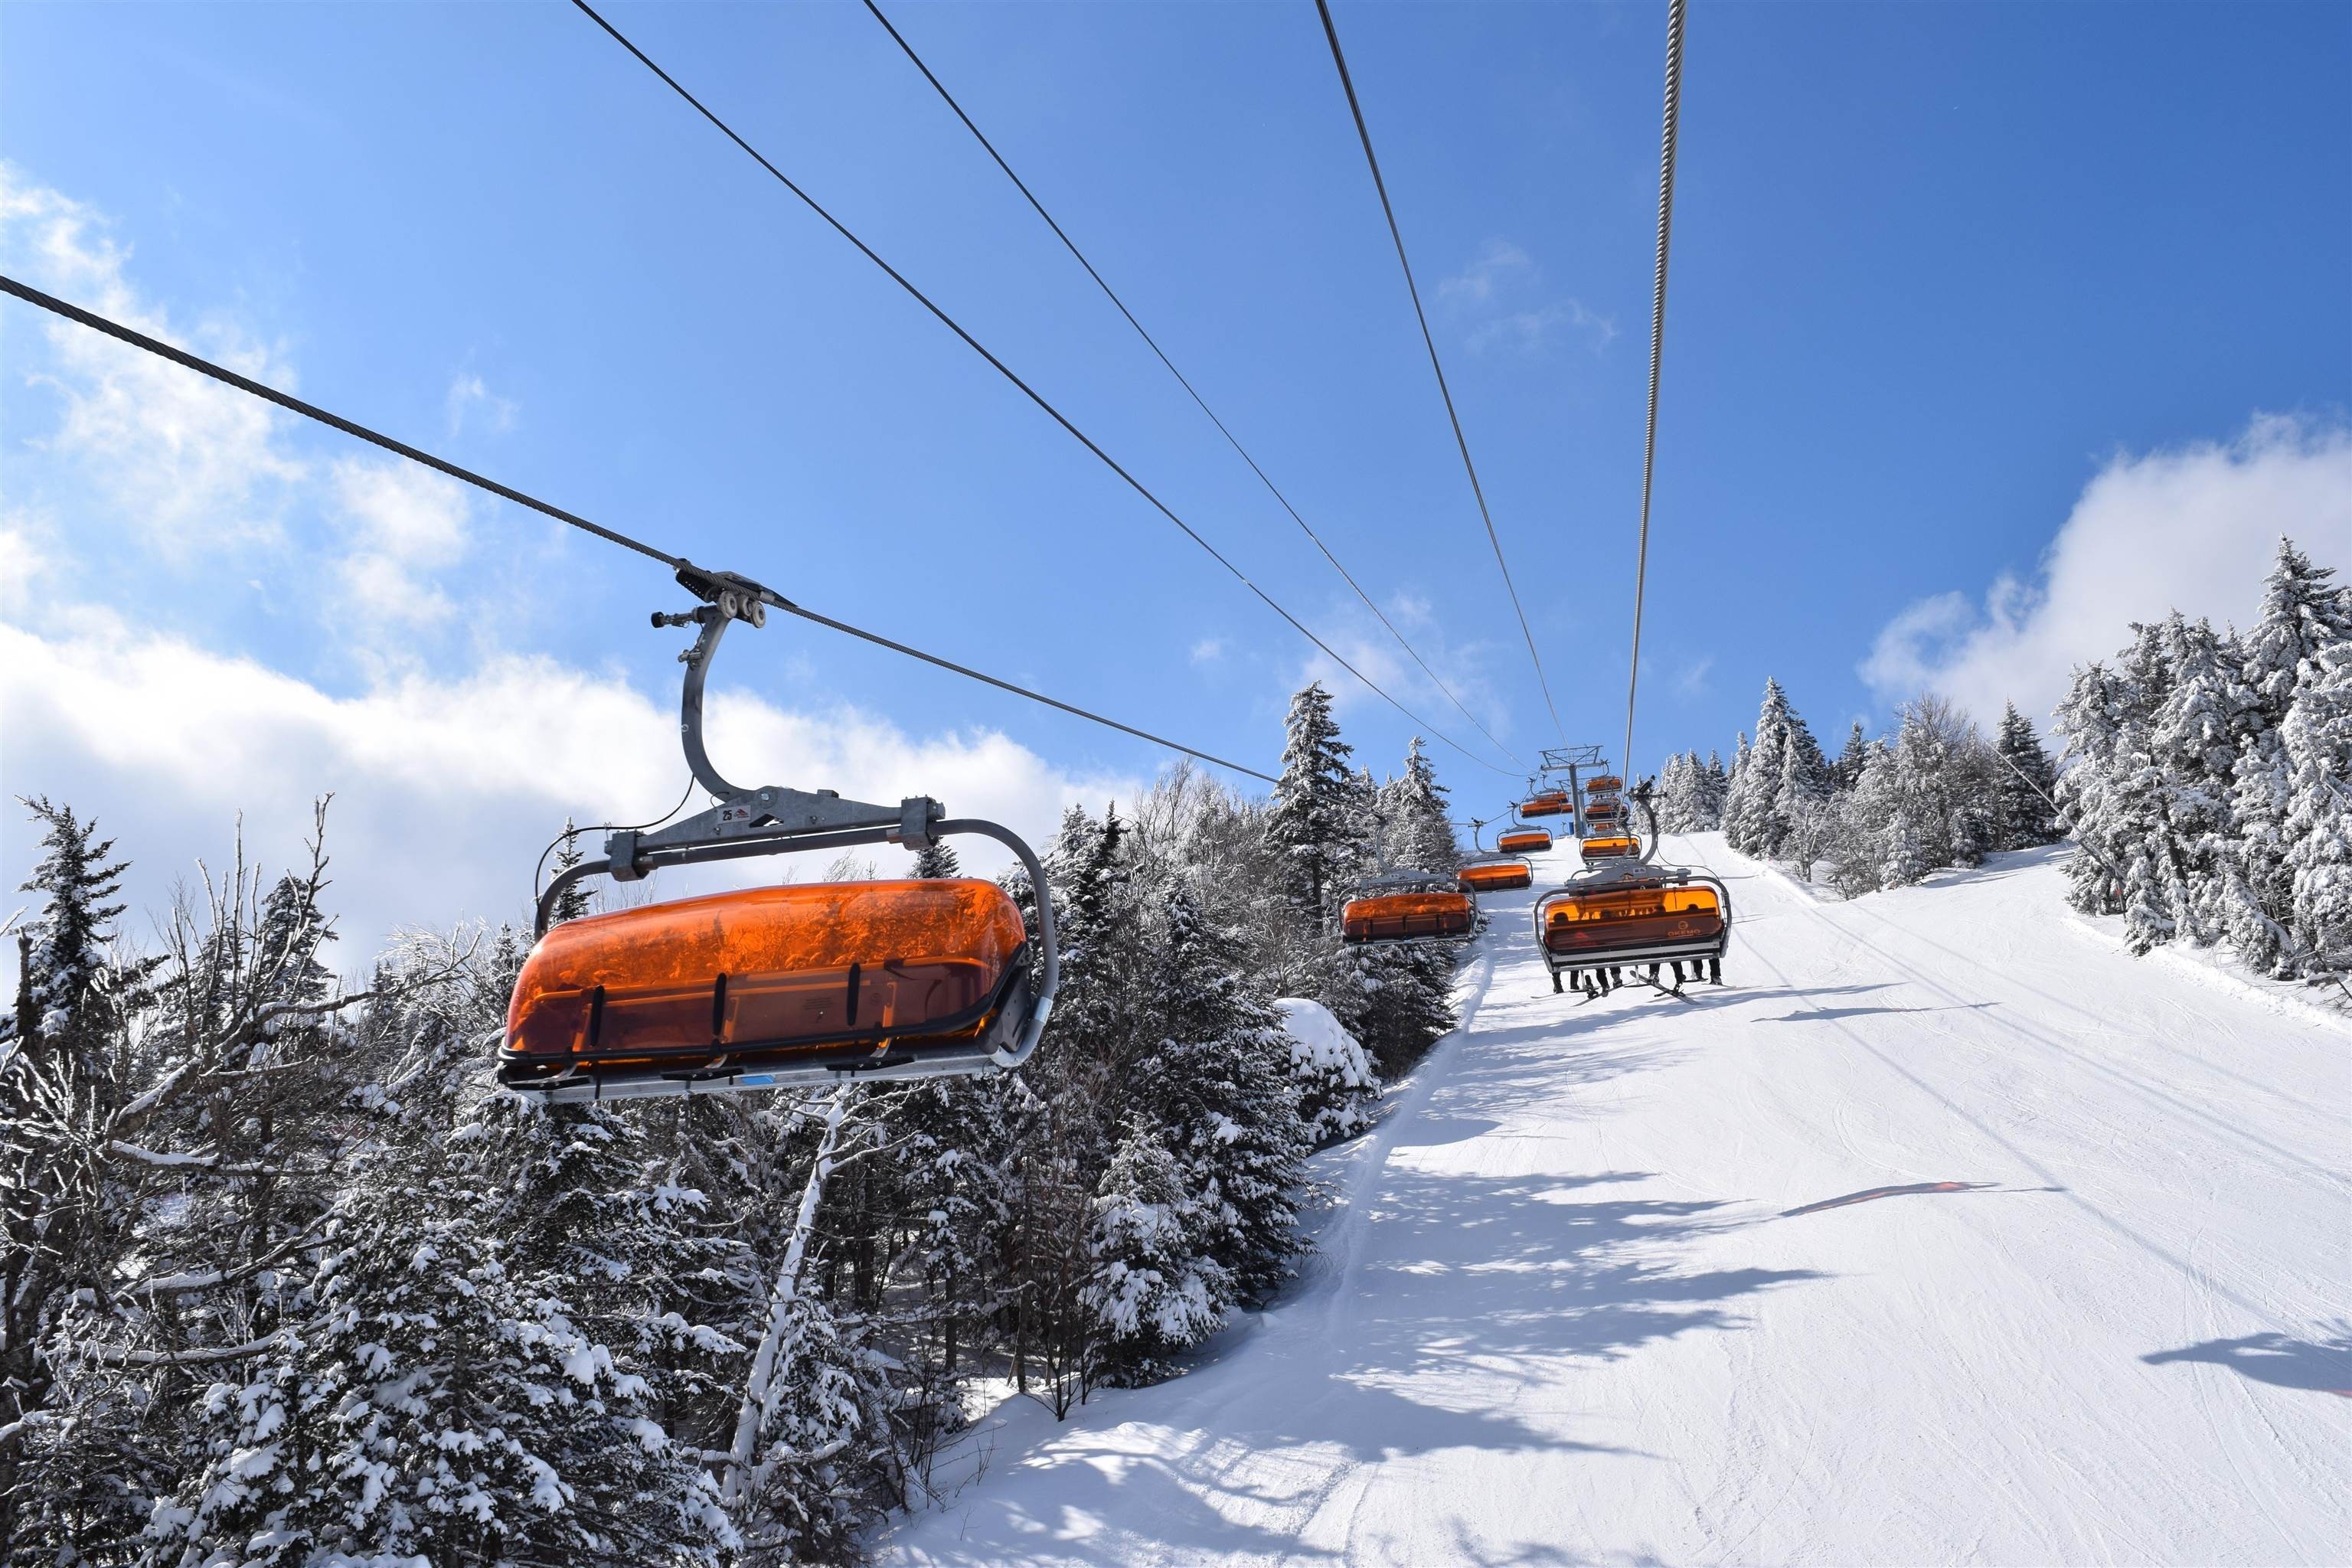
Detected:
[1312,0,1567,748]
[861,0,1521,776]
[1624,0,1687,784]
[571,0,1506,777]
[0,273,1276,785]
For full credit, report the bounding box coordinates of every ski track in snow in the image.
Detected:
[884,835,2352,1567]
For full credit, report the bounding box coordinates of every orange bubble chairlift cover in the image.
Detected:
[1582,835,1639,860]
[1543,884,1724,959]
[1497,828,1553,854]
[1458,859,1533,892]
[1341,889,1476,942]
[500,879,1031,1089]
[1584,776,1622,795]
[1518,792,1572,818]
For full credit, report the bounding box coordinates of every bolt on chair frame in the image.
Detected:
[503,565,1059,1103]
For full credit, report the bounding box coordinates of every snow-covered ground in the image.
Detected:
[884,834,2351,1566]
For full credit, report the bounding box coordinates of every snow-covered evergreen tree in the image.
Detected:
[1081,1127,1227,1390]
[158,1142,730,1567]
[1992,702,2063,849]
[2053,658,2137,916]
[2146,614,2258,946]
[1729,683,1794,856]
[1136,884,1305,1308]
[1382,738,1458,873]
[1274,998,1379,1147]
[909,838,963,879]
[550,817,596,925]
[2229,538,2352,971]
[1833,720,1871,792]
[2278,639,2352,975]
[1263,682,1364,915]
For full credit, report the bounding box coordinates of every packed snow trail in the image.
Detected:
[886,835,2350,1566]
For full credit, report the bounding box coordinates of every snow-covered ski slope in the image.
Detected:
[887,835,2350,1567]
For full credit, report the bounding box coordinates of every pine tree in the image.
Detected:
[1382,738,1457,873]
[1263,683,1363,916]
[1772,702,1834,852]
[1729,682,1793,856]
[1834,720,1872,792]
[1274,998,1379,1147]
[909,839,963,879]
[2,800,145,1551]
[1081,1126,1228,1390]
[1992,702,2062,849]
[2148,614,2257,946]
[1135,884,1305,1308]
[2053,658,2136,916]
[1720,733,1754,850]
[2230,537,2352,971]
[550,818,596,925]
[1700,750,1728,828]
[2278,639,2352,975]
[160,1145,731,1567]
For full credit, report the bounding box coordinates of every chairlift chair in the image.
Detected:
[1496,827,1553,854]
[1517,789,1573,818]
[498,566,1059,1102]
[1457,858,1534,893]
[1583,775,1622,795]
[1581,834,1642,861]
[1534,788,1731,998]
[1339,871,1477,943]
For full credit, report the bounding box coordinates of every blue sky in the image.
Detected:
[3,1,2347,958]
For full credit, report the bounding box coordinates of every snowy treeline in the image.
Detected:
[1652,750,1728,831]
[1678,678,2061,900]
[2052,537,2351,979]
[1667,537,2349,988]
[0,681,1459,1564]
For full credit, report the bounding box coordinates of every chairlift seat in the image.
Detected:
[1584,776,1622,794]
[1458,858,1534,892]
[1341,889,1475,942]
[1538,880,1726,966]
[1582,835,1640,860]
[1497,828,1554,854]
[499,879,1032,1094]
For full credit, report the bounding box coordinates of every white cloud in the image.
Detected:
[1465,299,1616,355]
[446,371,518,437]
[1289,603,1515,775]
[1861,415,2352,727]
[1,164,303,554]
[331,458,469,627]
[1673,655,1713,698]
[1438,238,1615,355]
[1439,240,1532,305]
[1189,637,1225,665]
[0,615,1140,984]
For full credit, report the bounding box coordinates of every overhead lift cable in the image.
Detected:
[1624,0,1687,779]
[1312,0,1567,747]
[572,0,1514,778]
[0,273,1276,785]
[861,0,1521,774]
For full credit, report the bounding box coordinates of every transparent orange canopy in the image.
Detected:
[1584,776,1622,793]
[1458,860,1533,892]
[1582,835,1640,859]
[1517,794,1571,817]
[1341,890,1475,942]
[501,878,1029,1085]
[1497,828,1553,854]
[1542,884,1724,957]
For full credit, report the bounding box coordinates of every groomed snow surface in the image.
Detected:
[885,834,2350,1566]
